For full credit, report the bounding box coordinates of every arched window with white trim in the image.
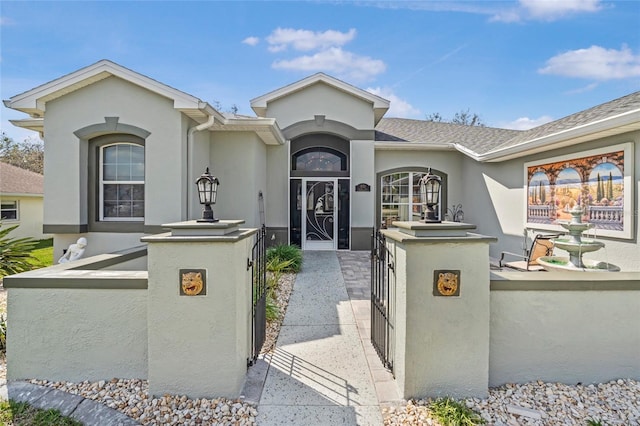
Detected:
[99,142,144,221]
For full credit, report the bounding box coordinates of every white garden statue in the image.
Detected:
[58,237,88,264]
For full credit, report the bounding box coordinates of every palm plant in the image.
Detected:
[0,224,39,277]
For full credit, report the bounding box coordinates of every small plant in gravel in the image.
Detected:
[267,244,302,273]
[0,313,6,355]
[0,399,83,425]
[586,420,606,426]
[429,397,486,426]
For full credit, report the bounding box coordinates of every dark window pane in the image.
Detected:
[132,201,144,217]
[132,185,144,200]
[103,201,119,218]
[116,203,132,217]
[118,184,133,201]
[104,184,118,201]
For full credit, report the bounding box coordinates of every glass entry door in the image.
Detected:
[303,179,337,250]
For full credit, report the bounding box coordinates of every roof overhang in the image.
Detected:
[9,118,44,135]
[375,142,455,151]
[210,117,286,145]
[250,73,390,125]
[3,60,217,119]
[470,109,640,162]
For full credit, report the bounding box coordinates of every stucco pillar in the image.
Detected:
[142,220,256,398]
[382,221,496,399]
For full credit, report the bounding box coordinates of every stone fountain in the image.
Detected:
[538,206,620,272]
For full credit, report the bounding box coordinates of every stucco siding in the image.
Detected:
[0,195,49,240]
[490,289,640,386]
[266,143,289,229]
[266,83,375,130]
[44,76,185,228]
[351,140,375,228]
[463,131,640,271]
[210,132,266,227]
[7,288,148,382]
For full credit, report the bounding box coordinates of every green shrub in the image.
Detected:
[587,420,605,426]
[266,244,302,273]
[0,224,39,277]
[429,397,486,426]
[266,288,280,322]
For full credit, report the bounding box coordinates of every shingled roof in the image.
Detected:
[0,162,44,195]
[375,91,640,159]
[375,118,520,154]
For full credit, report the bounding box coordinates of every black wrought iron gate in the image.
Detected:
[248,225,267,366]
[371,230,395,373]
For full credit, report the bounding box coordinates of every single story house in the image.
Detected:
[4,60,639,270]
[0,162,49,240]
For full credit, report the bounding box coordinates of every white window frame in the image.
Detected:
[99,143,144,222]
[381,171,442,226]
[1,200,19,221]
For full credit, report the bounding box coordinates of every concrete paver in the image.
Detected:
[257,251,386,425]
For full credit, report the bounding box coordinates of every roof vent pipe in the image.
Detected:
[187,114,216,218]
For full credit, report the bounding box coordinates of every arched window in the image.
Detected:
[292,147,347,172]
[378,168,446,228]
[99,142,144,220]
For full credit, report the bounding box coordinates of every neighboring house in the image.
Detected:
[4,60,640,270]
[0,162,49,240]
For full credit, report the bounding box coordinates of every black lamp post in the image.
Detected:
[195,167,220,223]
[420,168,442,223]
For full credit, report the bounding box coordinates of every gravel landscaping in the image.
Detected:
[384,379,640,425]
[2,273,296,425]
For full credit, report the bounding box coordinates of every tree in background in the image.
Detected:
[426,109,485,127]
[0,132,44,174]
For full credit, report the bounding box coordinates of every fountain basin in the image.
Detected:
[553,237,604,254]
[538,256,620,272]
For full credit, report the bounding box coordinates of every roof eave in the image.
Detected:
[5,60,207,116]
[215,117,286,145]
[475,109,640,162]
[250,73,390,119]
[375,142,455,151]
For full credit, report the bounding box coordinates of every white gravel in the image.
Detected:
[383,379,640,425]
[21,273,297,425]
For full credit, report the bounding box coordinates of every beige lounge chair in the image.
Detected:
[499,233,559,271]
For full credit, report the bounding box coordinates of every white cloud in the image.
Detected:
[539,45,640,80]
[266,28,356,52]
[491,0,603,22]
[366,87,421,118]
[500,115,554,130]
[272,47,386,82]
[520,0,602,20]
[242,36,260,46]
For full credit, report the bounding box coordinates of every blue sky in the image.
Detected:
[1,0,639,143]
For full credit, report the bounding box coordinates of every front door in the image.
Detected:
[303,179,337,250]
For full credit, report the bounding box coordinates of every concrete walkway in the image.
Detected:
[256,251,399,426]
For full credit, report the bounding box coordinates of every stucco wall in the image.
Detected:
[53,232,145,262]
[351,140,375,228]
[265,143,289,230]
[265,82,375,130]
[7,287,147,382]
[209,132,266,227]
[0,195,49,240]
[490,286,640,386]
[462,131,640,271]
[43,76,186,228]
[145,231,254,398]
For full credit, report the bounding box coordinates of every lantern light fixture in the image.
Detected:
[419,168,442,223]
[195,167,220,223]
